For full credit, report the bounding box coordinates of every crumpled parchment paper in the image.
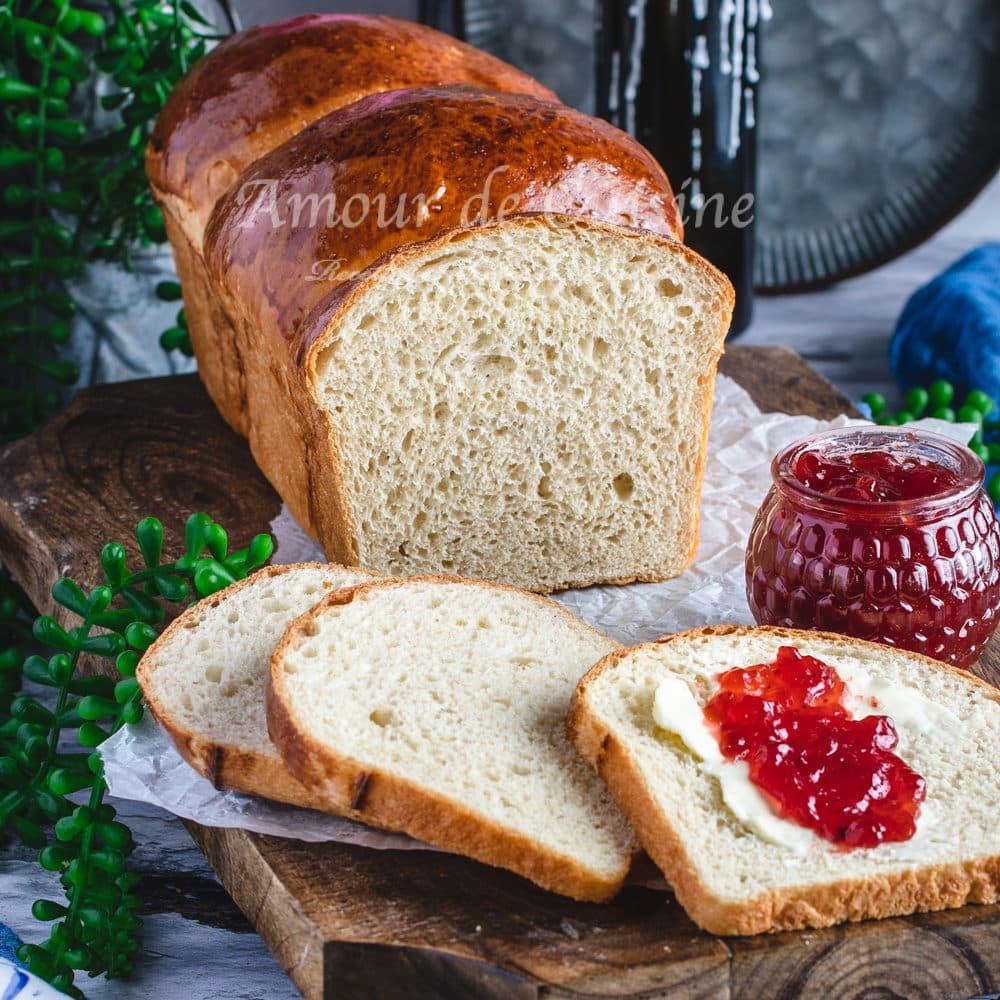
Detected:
[101,374,973,846]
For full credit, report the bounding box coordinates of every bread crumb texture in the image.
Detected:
[315,221,729,590]
[142,565,371,757]
[276,579,636,877]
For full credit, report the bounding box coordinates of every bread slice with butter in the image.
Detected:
[267,576,637,901]
[568,624,1000,934]
[137,562,376,808]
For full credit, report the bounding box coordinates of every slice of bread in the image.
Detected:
[267,576,637,901]
[568,625,1000,934]
[137,562,376,809]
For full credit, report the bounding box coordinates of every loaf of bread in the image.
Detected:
[569,625,1000,934]
[136,562,375,808]
[147,13,557,434]
[149,16,733,592]
[267,576,637,901]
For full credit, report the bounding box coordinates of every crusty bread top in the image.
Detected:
[205,86,684,344]
[146,14,557,230]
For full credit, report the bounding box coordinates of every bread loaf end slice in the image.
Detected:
[289,216,732,591]
[137,562,375,808]
[268,576,637,901]
[568,625,1000,934]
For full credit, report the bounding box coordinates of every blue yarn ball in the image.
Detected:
[889,243,1000,400]
[0,923,24,967]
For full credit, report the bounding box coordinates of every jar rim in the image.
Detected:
[772,426,984,517]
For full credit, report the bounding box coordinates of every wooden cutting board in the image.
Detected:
[0,345,997,1000]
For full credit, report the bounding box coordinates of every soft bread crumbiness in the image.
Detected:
[568,625,1000,934]
[136,563,376,809]
[267,576,637,901]
[146,14,561,434]
[230,215,732,592]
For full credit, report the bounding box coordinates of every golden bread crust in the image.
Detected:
[147,13,558,232]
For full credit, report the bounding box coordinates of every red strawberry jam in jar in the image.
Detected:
[746,427,1000,668]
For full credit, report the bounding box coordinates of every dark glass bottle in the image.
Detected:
[596,0,766,334]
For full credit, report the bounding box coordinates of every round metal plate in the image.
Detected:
[754,0,1000,290]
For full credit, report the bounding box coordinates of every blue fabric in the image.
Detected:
[0,924,22,967]
[890,243,1000,399]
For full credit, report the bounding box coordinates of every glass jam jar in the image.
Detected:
[746,427,1000,668]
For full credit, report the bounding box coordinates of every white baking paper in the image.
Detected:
[101,375,974,844]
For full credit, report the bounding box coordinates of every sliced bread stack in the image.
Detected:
[569,625,1000,932]
[139,570,1000,922]
[138,567,636,901]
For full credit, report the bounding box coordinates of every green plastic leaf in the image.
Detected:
[115,650,140,677]
[11,696,53,725]
[31,899,68,922]
[91,608,137,631]
[100,543,128,587]
[48,653,73,685]
[122,587,163,623]
[77,10,106,35]
[0,149,35,170]
[51,578,89,617]
[159,325,191,353]
[78,632,125,657]
[77,696,120,721]
[155,280,183,301]
[184,512,211,557]
[245,533,275,570]
[114,678,140,704]
[48,768,94,795]
[0,78,40,101]
[91,848,125,874]
[193,558,237,596]
[33,789,66,820]
[124,621,157,651]
[54,814,84,842]
[121,699,143,725]
[77,722,109,747]
[38,844,70,871]
[136,516,164,568]
[89,585,113,613]
[67,674,115,698]
[21,655,52,686]
[77,907,104,929]
[203,523,228,560]
[96,820,133,851]
[153,571,188,602]
[33,616,77,652]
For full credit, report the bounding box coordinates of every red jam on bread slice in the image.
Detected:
[703,645,926,847]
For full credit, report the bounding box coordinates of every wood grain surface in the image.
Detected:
[0,345,997,999]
